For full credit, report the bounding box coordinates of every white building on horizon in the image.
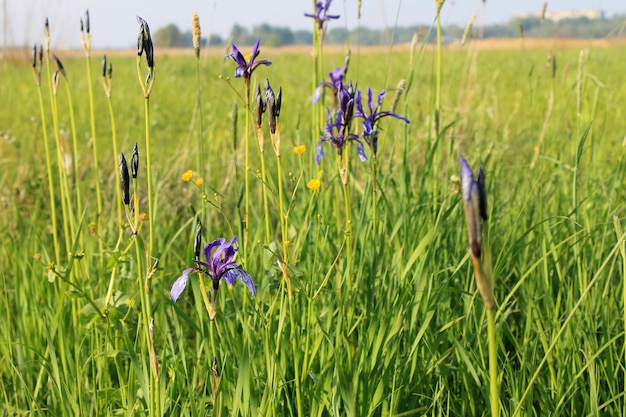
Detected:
[514,8,604,22]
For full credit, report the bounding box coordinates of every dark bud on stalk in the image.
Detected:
[254,83,264,128]
[80,18,84,33]
[275,87,282,118]
[32,44,37,68]
[131,143,139,179]
[265,79,276,133]
[39,45,43,65]
[477,166,488,221]
[85,10,90,34]
[193,221,202,260]
[45,18,49,37]
[53,54,67,80]
[52,71,60,94]
[339,82,356,127]
[119,153,130,205]
[101,55,107,77]
[136,16,154,69]
[108,63,113,79]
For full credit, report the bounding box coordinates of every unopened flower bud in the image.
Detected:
[254,83,265,128]
[119,153,130,205]
[53,54,66,80]
[84,10,90,34]
[131,142,139,179]
[194,221,202,260]
[101,55,107,77]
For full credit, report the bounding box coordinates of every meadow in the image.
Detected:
[1,11,626,417]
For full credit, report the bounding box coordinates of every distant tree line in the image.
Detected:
[153,14,626,48]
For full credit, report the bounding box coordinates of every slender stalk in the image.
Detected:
[64,82,82,223]
[105,93,123,230]
[256,128,271,243]
[243,81,251,265]
[487,308,499,417]
[435,7,442,136]
[35,82,60,263]
[84,45,104,262]
[144,97,154,253]
[195,56,206,208]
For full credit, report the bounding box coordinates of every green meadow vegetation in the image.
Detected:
[1,6,626,417]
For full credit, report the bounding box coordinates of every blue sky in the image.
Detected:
[1,0,624,48]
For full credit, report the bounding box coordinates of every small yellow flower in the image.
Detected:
[181,170,193,181]
[195,177,204,186]
[307,179,321,191]
[88,221,96,236]
[293,145,306,155]
[533,145,540,153]
[33,253,41,261]
[139,212,148,221]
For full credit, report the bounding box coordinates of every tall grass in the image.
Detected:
[1,8,626,417]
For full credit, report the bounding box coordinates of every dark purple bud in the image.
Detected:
[53,54,66,80]
[80,18,84,33]
[45,18,49,36]
[32,44,37,68]
[119,153,130,205]
[477,166,487,221]
[194,221,202,260]
[275,87,282,118]
[254,83,265,128]
[136,16,154,69]
[85,10,90,34]
[101,55,107,77]
[265,79,276,133]
[108,63,113,79]
[339,82,355,127]
[131,143,139,179]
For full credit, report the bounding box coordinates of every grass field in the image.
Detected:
[1,14,626,416]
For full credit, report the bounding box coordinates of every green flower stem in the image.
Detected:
[487,308,499,417]
[144,96,155,253]
[288,287,303,417]
[255,127,271,244]
[84,48,104,263]
[64,82,82,225]
[435,9,442,136]
[195,57,206,209]
[35,83,60,263]
[50,80,73,257]
[105,94,123,231]
[243,80,251,266]
[370,156,378,237]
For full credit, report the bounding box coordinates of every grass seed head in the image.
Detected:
[192,11,201,58]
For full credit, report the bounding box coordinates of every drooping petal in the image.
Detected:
[376,110,411,125]
[315,140,325,165]
[251,59,272,72]
[222,266,257,296]
[171,268,196,302]
[353,139,368,162]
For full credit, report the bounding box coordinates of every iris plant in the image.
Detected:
[225,39,272,81]
[355,87,410,156]
[305,0,340,30]
[171,237,256,303]
[316,107,367,165]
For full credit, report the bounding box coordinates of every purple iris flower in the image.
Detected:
[460,157,487,259]
[171,237,256,302]
[316,107,367,165]
[312,66,345,104]
[225,39,272,81]
[355,87,410,155]
[305,0,340,30]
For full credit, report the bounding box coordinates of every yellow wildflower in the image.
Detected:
[307,179,321,191]
[181,170,193,181]
[195,177,204,186]
[293,144,306,155]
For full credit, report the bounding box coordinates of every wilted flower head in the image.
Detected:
[305,0,340,30]
[225,39,272,81]
[170,237,256,303]
[312,66,345,104]
[316,107,367,165]
[355,87,410,155]
[460,156,487,258]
